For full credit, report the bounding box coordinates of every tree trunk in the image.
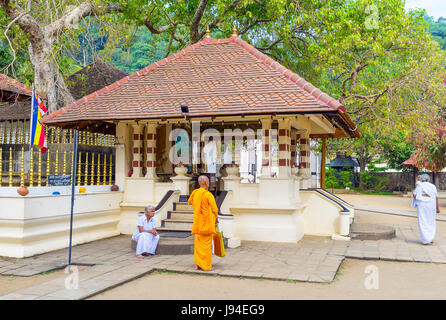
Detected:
[28,35,73,112]
[433,172,440,189]
[1,0,102,113]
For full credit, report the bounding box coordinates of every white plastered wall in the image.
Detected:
[0,190,123,258]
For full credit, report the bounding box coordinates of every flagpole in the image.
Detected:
[30,85,35,150]
[68,129,78,271]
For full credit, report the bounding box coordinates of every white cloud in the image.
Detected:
[405,0,446,20]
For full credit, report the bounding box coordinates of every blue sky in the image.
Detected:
[405,0,446,20]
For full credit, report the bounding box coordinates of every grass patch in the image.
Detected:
[165,271,179,275]
[333,263,346,282]
[40,269,59,275]
[362,191,395,195]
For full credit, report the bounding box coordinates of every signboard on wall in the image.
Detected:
[47,174,71,186]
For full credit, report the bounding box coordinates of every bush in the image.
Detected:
[325,167,340,192]
[359,163,389,192]
[339,170,353,188]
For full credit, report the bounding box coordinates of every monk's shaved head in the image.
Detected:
[198,175,209,188]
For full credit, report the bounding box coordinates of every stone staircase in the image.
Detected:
[157,196,194,236]
[155,195,195,255]
[133,193,229,255]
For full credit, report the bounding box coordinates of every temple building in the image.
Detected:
[33,30,359,256]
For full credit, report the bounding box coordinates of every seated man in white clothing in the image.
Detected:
[132,205,160,258]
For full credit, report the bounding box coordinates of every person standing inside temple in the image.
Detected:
[188,175,219,270]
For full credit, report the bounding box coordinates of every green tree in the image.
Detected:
[413,118,446,183]
[109,27,167,73]
[379,130,414,170]
[305,1,446,169]
[339,170,353,188]
[325,167,340,192]
[426,15,446,50]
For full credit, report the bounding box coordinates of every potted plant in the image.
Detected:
[174,162,188,176]
[17,186,29,196]
[225,161,239,177]
[291,163,299,177]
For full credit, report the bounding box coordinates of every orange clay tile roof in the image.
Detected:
[43,35,357,136]
[0,73,32,101]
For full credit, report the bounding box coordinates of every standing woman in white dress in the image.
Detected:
[132,205,160,258]
[412,174,440,245]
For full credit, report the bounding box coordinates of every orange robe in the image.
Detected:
[188,187,218,270]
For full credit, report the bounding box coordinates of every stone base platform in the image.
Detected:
[350,222,396,240]
[131,236,194,255]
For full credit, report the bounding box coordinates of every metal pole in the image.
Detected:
[321,138,326,189]
[68,130,78,271]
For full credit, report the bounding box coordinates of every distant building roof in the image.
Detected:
[329,154,359,168]
[0,101,29,121]
[401,155,415,167]
[0,61,128,122]
[66,60,129,101]
[0,73,32,102]
[401,154,432,170]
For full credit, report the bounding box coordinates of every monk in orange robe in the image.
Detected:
[188,175,219,271]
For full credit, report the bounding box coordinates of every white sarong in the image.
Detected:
[412,182,437,244]
[132,215,160,255]
[133,232,160,255]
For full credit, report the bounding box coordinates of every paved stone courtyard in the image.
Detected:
[1,222,446,300]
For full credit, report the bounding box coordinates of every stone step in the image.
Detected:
[350,222,396,240]
[162,219,193,229]
[168,210,194,220]
[179,195,190,203]
[157,236,194,255]
[157,226,192,233]
[174,202,193,211]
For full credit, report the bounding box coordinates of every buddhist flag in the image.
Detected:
[30,88,48,153]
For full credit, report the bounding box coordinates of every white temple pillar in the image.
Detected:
[277,118,291,179]
[131,123,143,177]
[145,121,157,178]
[298,129,311,189]
[260,118,271,177]
[115,121,127,189]
[291,128,298,169]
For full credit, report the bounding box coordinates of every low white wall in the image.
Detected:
[238,184,259,205]
[0,185,113,196]
[222,179,348,243]
[155,182,175,201]
[119,179,176,234]
[300,191,342,236]
[225,179,305,243]
[230,206,304,243]
[0,190,123,258]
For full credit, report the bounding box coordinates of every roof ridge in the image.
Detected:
[227,36,345,113]
[43,35,346,124]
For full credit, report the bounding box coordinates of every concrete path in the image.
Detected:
[354,204,446,221]
[2,221,446,300]
[0,235,347,300]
